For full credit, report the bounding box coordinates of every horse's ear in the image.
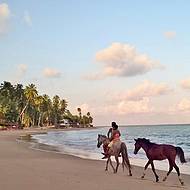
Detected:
[134,138,137,142]
[98,134,100,137]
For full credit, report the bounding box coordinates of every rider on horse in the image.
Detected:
[102,121,121,159]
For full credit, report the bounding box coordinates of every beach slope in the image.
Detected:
[0,130,189,190]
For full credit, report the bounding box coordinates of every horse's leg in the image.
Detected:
[141,160,151,179]
[107,156,116,173]
[120,142,132,176]
[115,156,120,173]
[163,160,173,181]
[105,157,109,171]
[123,155,132,176]
[151,162,159,182]
[173,163,184,185]
[122,157,125,172]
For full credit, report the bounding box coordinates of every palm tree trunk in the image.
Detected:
[19,104,27,117]
[38,113,42,127]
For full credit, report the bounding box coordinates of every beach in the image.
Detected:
[0,129,189,190]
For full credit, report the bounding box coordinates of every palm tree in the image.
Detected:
[35,95,44,127]
[20,84,38,126]
[0,81,18,123]
[14,84,25,124]
[42,94,52,126]
[52,95,60,125]
[60,99,68,114]
[0,81,84,129]
[87,112,93,126]
[77,107,82,125]
[77,107,81,118]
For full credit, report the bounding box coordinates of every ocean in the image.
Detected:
[32,124,190,174]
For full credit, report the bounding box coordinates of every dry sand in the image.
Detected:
[0,129,189,190]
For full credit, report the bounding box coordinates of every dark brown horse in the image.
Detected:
[134,138,186,185]
[97,134,132,176]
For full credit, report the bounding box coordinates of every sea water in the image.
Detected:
[32,124,190,174]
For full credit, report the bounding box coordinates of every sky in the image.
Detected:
[1,0,190,126]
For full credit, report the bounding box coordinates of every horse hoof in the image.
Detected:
[163,177,167,181]
[129,173,132,176]
[181,181,184,186]
[141,176,144,179]
[156,179,159,182]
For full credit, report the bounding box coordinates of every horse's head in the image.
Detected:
[97,134,107,148]
[134,138,151,154]
[134,138,141,154]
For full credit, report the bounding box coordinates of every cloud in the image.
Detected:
[169,98,190,113]
[104,98,153,115]
[74,99,153,116]
[43,68,61,78]
[177,98,190,112]
[100,80,172,115]
[119,80,172,101]
[17,64,27,74]
[180,78,190,90]
[95,43,162,78]
[0,3,10,35]
[83,73,105,80]
[23,10,32,27]
[164,31,176,39]
[118,98,153,114]
[72,80,172,117]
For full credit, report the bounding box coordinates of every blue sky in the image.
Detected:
[1,0,190,125]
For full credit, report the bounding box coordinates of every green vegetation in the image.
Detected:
[0,81,93,129]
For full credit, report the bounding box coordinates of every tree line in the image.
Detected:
[0,81,93,129]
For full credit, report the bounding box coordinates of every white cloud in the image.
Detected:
[118,98,153,114]
[104,98,153,115]
[169,98,190,113]
[119,80,172,101]
[180,78,190,90]
[83,73,105,80]
[176,98,190,112]
[0,3,10,35]
[43,68,61,78]
[17,64,27,74]
[164,31,176,39]
[95,43,161,78]
[23,10,32,27]
[75,99,153,116]
[96,80,172,116]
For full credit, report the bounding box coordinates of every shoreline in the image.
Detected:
[30,134,190,175]
[30,127,190,175]
[0,129,190,190]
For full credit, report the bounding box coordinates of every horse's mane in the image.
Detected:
[138,138,155,145]
[100,134,107,138]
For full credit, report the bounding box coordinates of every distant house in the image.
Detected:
[0,120,20,130]
[55,119,71,128]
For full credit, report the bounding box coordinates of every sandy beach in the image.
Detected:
[0,129,189,190]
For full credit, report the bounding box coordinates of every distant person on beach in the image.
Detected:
[102,121,121,159]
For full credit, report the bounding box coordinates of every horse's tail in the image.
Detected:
[121,142,131,170]
[176,146,186,163]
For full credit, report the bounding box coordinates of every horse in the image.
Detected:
[97,134,132,176]
[134,138,186,185]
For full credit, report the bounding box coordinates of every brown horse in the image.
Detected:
[97,134,132,176]
[134,138,186,185]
